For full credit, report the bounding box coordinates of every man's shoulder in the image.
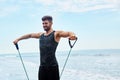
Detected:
[55,30,64,33]
[36,32,44,35]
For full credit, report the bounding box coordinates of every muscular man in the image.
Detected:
[13,15,77,80]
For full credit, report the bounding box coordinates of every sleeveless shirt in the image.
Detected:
[39,31,58,66]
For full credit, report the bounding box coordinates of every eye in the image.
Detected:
[42,22,48,25]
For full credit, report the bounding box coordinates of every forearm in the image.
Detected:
[16,34,32,41]
[13,34,32,44]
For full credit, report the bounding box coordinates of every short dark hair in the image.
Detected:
[42,15,53,22]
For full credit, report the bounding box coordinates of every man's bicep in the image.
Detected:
[31,32,42,38]
[58,31,69,38]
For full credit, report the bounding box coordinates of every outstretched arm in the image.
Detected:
[55,31,77,42]
[13,32,43,44]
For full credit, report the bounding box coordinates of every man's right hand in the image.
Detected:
[13,39,19,45]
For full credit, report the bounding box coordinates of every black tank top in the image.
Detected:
[39,31,58,66]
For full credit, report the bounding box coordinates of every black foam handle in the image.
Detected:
[15,43,19,50]
[69,37,78,48]
[69,40,73,48]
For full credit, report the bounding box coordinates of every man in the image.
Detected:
[13,15,77,80]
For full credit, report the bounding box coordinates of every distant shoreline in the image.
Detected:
[1,49,120,55]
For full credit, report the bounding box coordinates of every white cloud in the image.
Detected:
[79,4,115,12]
[0,6,19,17]
[35,0,56,5]
[0,0,119,17]
[34,0,120,12]
[105,0,120,8]
[0,0,6,2]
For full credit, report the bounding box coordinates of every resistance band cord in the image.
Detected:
[15,44,30,80]
[60,38,77,78]
[14,38,77,80]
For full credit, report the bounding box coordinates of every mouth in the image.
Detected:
[43,26,49,31]
[43,26,47,29]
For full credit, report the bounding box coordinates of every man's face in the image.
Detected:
[42,20,52,31]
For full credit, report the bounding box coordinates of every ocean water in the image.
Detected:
[0,49,120,80]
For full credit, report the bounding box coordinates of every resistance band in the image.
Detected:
[15,44,30,80]
[60,38,77,78]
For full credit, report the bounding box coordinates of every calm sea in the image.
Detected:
[0,49,120,80]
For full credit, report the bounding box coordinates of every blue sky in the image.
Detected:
[0,0,120,53]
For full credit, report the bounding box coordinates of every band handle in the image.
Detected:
[15,43,19,50]
[69,37,77,48]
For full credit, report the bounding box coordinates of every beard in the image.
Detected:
[43,26,51,31]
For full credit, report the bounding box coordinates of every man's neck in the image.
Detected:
[45,29,53,35]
